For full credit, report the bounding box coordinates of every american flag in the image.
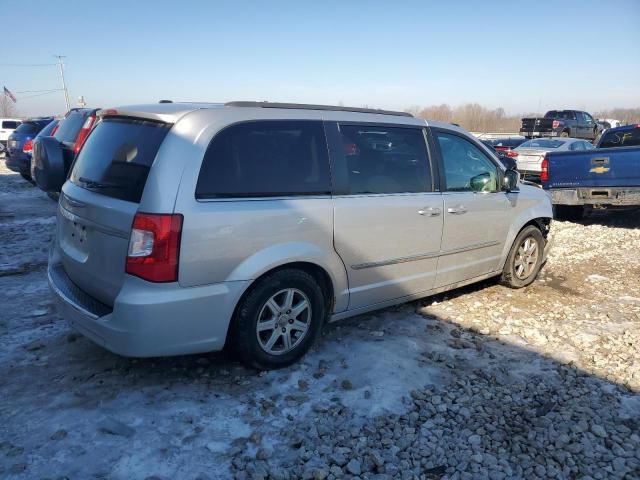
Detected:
[3,86,16,103]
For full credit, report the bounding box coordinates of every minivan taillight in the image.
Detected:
[22,138,33,154]
[541,156,549,182]
[126,213,183,282]
[73,114,96,155]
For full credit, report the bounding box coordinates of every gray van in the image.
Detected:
[39,102,553,369]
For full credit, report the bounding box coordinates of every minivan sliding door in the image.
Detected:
[327,122,443,311]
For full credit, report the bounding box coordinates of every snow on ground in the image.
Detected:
[1,163,639,479]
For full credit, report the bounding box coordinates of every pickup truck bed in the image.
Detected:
[542,145,640,217]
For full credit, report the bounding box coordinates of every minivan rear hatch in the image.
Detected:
[57,116,171,305]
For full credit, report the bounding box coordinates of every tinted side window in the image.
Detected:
[196,120,330,199]
[2,121,19,129]
[436,132,499,192]
[338,124,431,194]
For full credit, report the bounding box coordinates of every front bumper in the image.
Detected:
[49,263,249,357]
[549,188,640,207]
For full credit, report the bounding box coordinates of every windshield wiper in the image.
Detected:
[78,177,124,189]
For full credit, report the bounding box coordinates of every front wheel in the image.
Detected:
[500,226,545,289]
[231,269,326,370]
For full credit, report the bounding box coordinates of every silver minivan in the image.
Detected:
[40,102,553,369]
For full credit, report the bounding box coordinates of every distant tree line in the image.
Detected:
[404,104,640,133]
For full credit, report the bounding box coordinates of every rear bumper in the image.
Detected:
[49,263,249,357]
[4,153,31,175]
[520,130,559,138]
[549,187,640,206]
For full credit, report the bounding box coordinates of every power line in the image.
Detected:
[15,89,62,94]
[0,63,57,67]
[18,90,62,100]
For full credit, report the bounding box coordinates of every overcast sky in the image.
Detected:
[3,0,639,117]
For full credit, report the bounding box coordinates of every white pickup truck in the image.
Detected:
[0,118,21,155]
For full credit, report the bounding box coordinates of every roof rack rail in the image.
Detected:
[224,101,413,117]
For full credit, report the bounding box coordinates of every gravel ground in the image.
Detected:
[1,163,639,480]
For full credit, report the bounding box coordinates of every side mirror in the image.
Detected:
[502,169,520,192]
[32,136,66,193]
[470,172,492,192]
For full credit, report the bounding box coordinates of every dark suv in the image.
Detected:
[5,117,55,180]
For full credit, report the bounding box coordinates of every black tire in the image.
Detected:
[560,130,570,138]
[231,269,326,370]
[555,205,584,221]
[500,225,545,289]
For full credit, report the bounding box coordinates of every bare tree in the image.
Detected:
[0,95,19,118]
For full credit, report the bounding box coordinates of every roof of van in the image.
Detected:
[97,101,465,132]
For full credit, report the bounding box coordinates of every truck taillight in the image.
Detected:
[126,213,183,283]
[552,120,560,129]
[541,156,549,182]
[73,114,96,155]
[22,138,33,154]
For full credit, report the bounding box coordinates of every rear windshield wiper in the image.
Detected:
[78,177,124,189]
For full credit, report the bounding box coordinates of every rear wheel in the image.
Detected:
[501,225,545,289]
[555,205,584,221]
[231,269,326,370]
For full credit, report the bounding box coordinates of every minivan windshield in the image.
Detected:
[69,117,171,202]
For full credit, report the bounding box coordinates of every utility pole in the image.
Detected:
[54,55,70,111]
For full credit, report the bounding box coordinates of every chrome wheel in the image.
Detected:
[514,236,539,280]
[256,288,312,355]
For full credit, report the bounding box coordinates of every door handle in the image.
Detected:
[447,205,467,215]
[418,207,441,217]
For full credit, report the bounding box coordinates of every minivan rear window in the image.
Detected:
[196,120,331,199]
[54,111,89,143]
[69,117,171,203]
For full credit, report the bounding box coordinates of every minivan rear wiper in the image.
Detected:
[78,177,124,189]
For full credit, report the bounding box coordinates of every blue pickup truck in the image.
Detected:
[541,124,640,220]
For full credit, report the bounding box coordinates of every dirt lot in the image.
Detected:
[1,163,639,480]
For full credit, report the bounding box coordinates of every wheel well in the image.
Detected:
[228,262,335,337]
[521,217,551,240]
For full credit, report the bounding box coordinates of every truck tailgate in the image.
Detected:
[545,147,640,188]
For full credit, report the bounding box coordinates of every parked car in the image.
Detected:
[542,124,640,220]
[0,118,21,154]
[4,117,54,181]
[480,141,518,170]
[32,108,99,191]
[520,110,600,141]
[514,137,595,182]
[40,101,552,369]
